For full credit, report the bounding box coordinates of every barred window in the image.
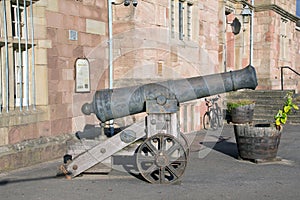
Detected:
[0,0,37,112]
[170,0,194,41]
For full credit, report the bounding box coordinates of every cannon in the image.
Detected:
[61,65,258,184]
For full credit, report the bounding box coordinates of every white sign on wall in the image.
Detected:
[75,58,90,93]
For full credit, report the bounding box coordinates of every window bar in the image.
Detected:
[3,0,9,113]
[30,0,36,110]
[179,2,184,40]
[16,0,23,111]
[187,4,192,40]
[171,0,175,38]
[23,0,29,110]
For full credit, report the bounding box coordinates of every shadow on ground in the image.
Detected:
[0,175,59,186]
[203,139,239,159]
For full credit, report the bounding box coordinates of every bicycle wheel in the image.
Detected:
[210,110,219,130]
[203,112,211,130]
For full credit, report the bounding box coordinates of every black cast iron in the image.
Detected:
[82,65,258,122]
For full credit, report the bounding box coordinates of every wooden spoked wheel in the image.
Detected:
[136,134,188,184]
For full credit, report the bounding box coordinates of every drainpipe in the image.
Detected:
[250,0,254,66]
[108,0,114,136]
[108,0,113,90]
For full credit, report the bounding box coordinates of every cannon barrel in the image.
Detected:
[82,65,258,122]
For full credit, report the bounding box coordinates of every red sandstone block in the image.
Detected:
[136,2,156,24]
[83,0,95,6]
[56,29,70,45]
[57,80,74,92]
[56,44,69,58]
[8,124,39,144]
[63,15,78,30]
[48,69,62,81]
[49,92,63,105]
[51,118,72,136]
[79,5,102,20]
[46,12,64,28]
[0,156,9,171]
[61,92,73,104]
[95,0,106,8]
[47,27,58,43]
[58,0,80,17]
[8,127,23,144]
[37,121,51,137]
[50,104,72,120]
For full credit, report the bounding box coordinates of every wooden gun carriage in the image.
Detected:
[60,66,258,184]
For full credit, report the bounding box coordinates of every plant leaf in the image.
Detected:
[274,110,282,119]
[281,117,287,124]
[275,119,281,125]
[284,105,291,113]
[292,104,299,110]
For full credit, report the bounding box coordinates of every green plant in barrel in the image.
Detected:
[274,92,299,130]
[227,99,254,112]
[227,99,255,124]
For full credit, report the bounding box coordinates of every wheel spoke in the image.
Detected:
[142,164,158,176]
[159,167,166,184]
[169,157,186,163]
[144,140,158,155]
[137,155,155,162]
[158,135,166,151]
[166,143,181,155]
[165,165,179,179]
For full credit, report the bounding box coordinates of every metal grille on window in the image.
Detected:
[187,3,192,40]
[171,0,175,38]
[0,0,36,112]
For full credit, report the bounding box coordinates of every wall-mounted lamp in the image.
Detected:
[187,0,194,6]
[296,20,300,31]
[123,0,138,7]
[112,0,138,7]
[241,5,252,23]
[124,0,130,6]
[231,17,241,35]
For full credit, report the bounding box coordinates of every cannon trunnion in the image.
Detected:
[61,66,258,184]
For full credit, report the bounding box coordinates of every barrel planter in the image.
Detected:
[234,123,282,162]
[228,102,255,124]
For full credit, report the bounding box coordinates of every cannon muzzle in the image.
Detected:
[82,65,257,122]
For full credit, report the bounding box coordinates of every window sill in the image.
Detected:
[0,106,49,127]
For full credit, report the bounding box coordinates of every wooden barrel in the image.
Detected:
[234,123,281,161]
[230,103,255,124]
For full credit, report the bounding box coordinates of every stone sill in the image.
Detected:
[0,106,49,128]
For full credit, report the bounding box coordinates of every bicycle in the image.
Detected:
[203,95,223,130]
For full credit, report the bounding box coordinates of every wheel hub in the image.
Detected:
[155,152,169,167]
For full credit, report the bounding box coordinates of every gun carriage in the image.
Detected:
[61,66,258,184]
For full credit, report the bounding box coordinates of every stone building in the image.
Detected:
[221,0,300,91]
[0,0,299,171]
